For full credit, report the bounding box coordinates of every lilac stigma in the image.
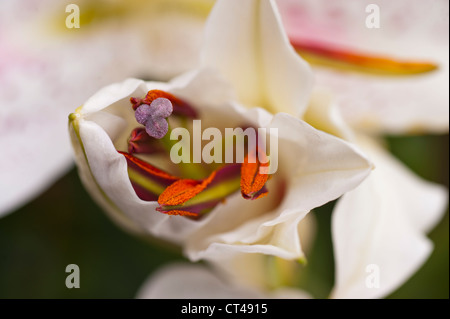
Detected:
[134,97,173,139]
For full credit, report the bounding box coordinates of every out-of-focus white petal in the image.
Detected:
[15,0,212,81]
[205,214,316,291]
[278,0,449,134]
[0,122,73,217]
[137,263,310,299]
[137,263,268,299]
[202,0,313,115]
[331,137,448,299]
[303,88,354,141]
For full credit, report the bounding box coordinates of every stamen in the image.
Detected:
[157,164,242,217]
[158,172,217,207]
[157,209,200,218]
[156,200,222,218]
[240,148,270,200]
[119,151,179,185]
[123,90,275,218]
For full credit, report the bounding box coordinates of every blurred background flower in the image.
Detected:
[278,0,449,134]
[0,0,448,298]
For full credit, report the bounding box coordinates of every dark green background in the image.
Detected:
[0,134,448,299]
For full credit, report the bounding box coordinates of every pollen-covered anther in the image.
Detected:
[158,209,200,218]
[240,148,270,200]
[156,164,242,217]
[158,173,217,207]
[134,97,173,139]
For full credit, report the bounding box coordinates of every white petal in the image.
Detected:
[77,118,204,242]
[185,112,372,261]
[137,263,310,299]
[315,65,449,135]
[278,0,449,134]
[331,137,448,299]
[137,263,267,299]
[303,88,354,141]
[206,215,316,290]
[69,117,144,234]
[269,114,373,213]
[0,125,73,217]
[202,0,313,115]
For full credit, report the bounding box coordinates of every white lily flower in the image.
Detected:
[69,0,372,261]
[0,0,211,217]
[277,0,449,134]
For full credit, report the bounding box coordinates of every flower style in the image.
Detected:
[69,0,372,262]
